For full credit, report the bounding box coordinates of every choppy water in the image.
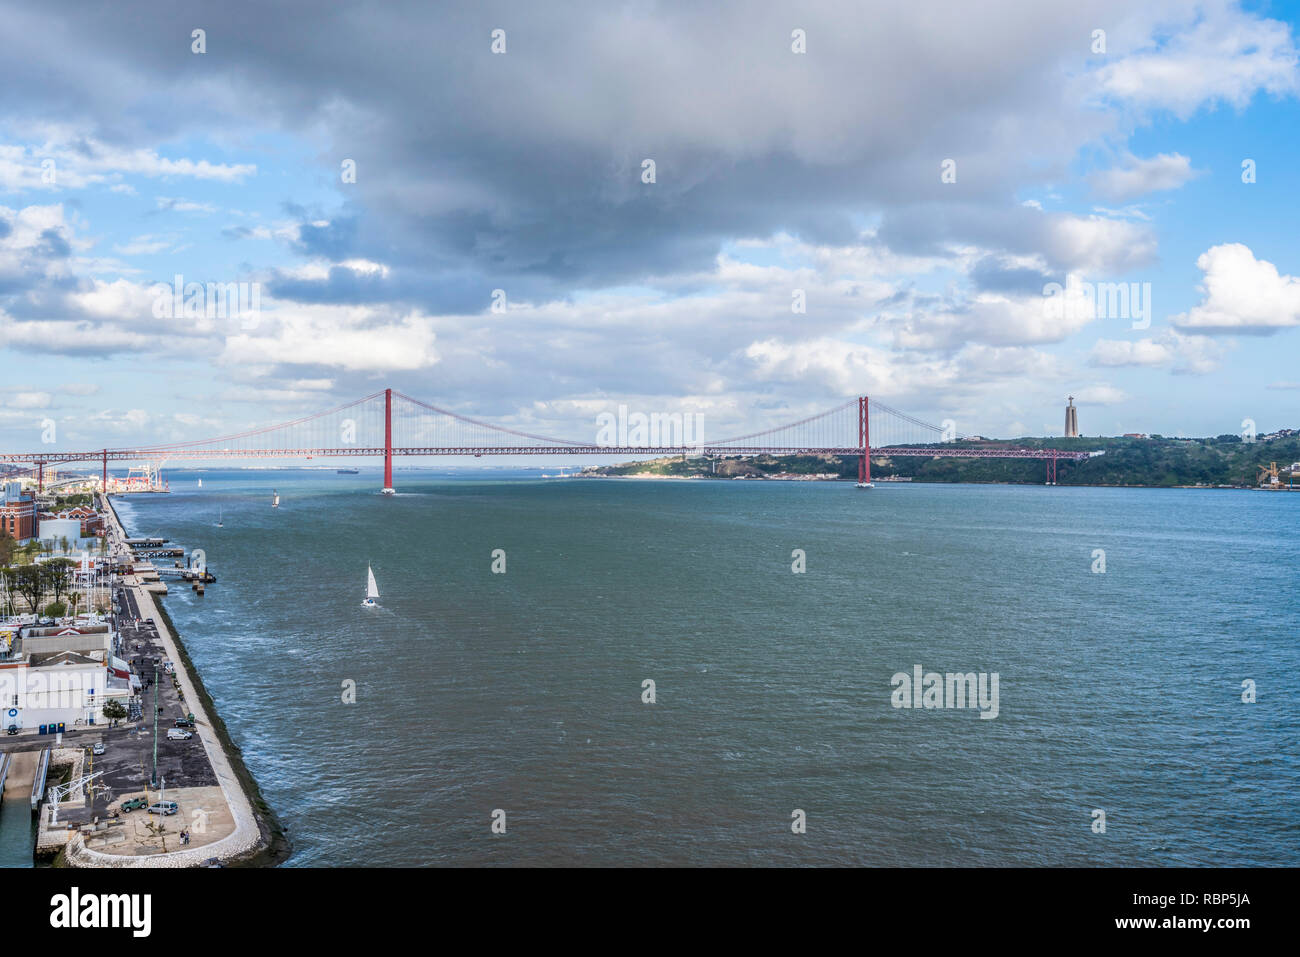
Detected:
[92,471,1300,866]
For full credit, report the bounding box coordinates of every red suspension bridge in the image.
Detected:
[1,390,1090,491]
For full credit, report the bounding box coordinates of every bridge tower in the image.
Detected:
[856,396,873,488]
[382,388,395,495]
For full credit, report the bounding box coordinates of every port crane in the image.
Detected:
[1256,462,1281,487]
[46,770,103,825]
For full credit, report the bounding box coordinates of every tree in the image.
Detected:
[44,558,75,606]
[0,567,16,616]
[102,700,128,720]
[13,563,45,612]
[0,532,13,566]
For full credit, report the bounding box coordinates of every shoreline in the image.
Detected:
[85,493,290,868]
[578,473,1284,490]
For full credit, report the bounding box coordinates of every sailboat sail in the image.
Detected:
[366,565,379,599]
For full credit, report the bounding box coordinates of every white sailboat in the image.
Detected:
[198,478,203,488]
[362,564,379,608]
[272,490,280,508]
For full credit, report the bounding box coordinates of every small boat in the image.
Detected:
[337,468,359,474]
[362,564,379,608]
[198,478,203,488]
[216,508,223,528]
[855,482,874,489]
[272,490,280,508]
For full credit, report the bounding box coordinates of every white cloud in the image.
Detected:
[1098,10,1300,118]
[1171,243,1300,334]
[1089,152,1199,201]
[1045,214,1157,274]
[1089,328,1226,373]
[156,197,217,214]
[221,306,439,372]
[114,234,175,255]
[0,140,254,192]
[2,391,53,410]
[884,287,1099,352]
[1073,384,1128,406]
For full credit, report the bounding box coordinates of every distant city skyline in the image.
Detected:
[3,1,1300,453]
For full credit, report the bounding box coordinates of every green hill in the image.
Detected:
[584,433,1300,487]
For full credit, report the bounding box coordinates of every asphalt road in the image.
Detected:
[0,581,218,826]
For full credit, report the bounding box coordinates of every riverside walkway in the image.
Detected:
[57,496,266,867]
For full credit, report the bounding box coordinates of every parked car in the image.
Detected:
[120,797,148,812]
[5,725,17,736]
[166,728,192,740]
[174,718,194,729]
[92,742,106,755]
[148,801,178,816]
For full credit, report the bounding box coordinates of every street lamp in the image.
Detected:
[150,661,159,788]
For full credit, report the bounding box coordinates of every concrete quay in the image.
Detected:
[42,494,282,867]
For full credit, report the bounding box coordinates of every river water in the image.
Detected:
[8,470,1293,867]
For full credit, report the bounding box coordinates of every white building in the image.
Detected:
[38,518,83,544]
[0,623,136,732]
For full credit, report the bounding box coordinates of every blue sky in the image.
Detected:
[2,0,1300,457]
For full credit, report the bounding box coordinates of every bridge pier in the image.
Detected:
[856,396,873,488]
[382,387,395,494]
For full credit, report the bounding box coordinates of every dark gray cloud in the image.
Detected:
[0,0,1153,310]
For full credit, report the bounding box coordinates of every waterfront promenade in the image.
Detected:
[56,495,266,866]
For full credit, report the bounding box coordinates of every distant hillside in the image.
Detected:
[583,433,1300,487]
